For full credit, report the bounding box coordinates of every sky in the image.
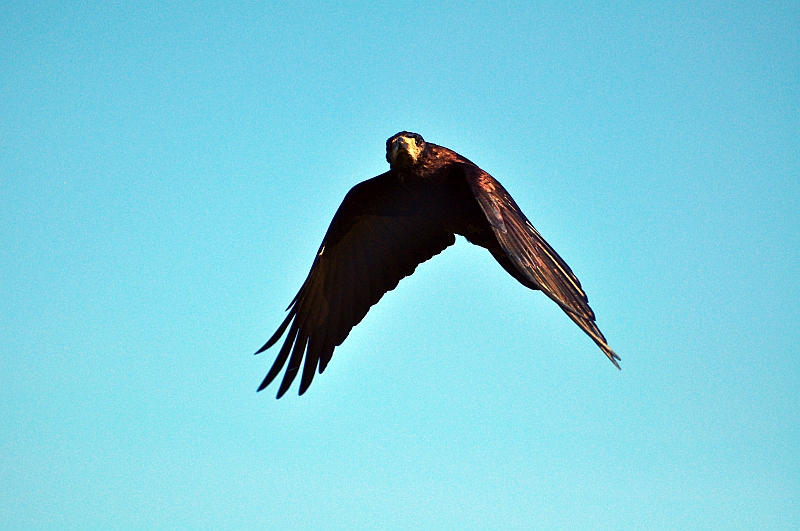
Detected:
[1,1,798,529]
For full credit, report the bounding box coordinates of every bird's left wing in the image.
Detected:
[462,164,620,368]
[257,172,456,397]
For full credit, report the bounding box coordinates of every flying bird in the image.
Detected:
[257,131,619,398]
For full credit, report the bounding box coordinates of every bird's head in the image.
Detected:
[386,131,426,169]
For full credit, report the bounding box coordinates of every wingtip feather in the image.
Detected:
[603,346,622,370]
[257,323,300,394]
[255,311,295,355]
[276,337,307,398]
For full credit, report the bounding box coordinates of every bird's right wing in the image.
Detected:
[257,172,456,398]
[462,164,620,368]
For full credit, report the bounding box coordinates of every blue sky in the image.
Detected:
[2,1,798,529]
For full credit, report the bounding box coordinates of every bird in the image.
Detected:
[256,131,619,398]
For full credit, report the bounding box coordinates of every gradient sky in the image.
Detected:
[2,1,798,529]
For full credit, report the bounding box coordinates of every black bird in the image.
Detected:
[257,132,619,398]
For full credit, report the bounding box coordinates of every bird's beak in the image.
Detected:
[392,137,409,159]
[391,136,420,167]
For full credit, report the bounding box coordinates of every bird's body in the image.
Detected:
[258,132,619,398]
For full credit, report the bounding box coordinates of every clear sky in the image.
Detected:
[2,1,798,529]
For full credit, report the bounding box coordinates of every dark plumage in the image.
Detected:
[257,131,620,398]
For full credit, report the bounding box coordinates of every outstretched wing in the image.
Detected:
[462,164,620,368]
[257,172,456,397]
